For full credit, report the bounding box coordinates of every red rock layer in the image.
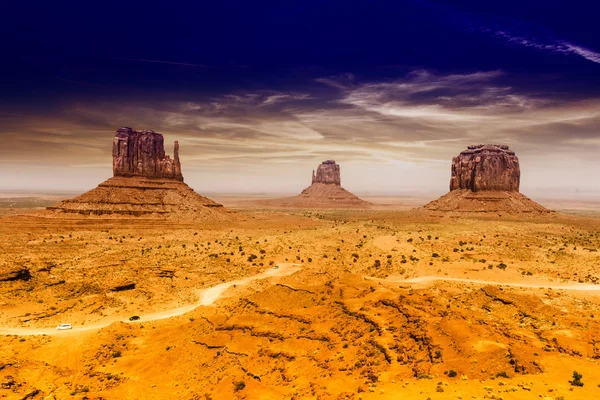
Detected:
[450,144,520,192]
[312,160,341,185]
[113,127,183,181]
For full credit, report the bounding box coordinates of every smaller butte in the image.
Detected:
[424,144,550,213]
[46,127,227,221]
[260,160,371,209]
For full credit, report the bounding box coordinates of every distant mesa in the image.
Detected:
[424,144,550,213]
[46,127,226,220]
[259,160,371,209]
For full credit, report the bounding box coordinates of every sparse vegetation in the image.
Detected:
[570,370,584,387]
[234,381,246,391]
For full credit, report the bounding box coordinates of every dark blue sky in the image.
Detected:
[2,0,600,194]
[3,0,600,102]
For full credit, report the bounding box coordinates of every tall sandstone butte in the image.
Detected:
[424,144,549,213]
[449,144,520,192]
[312,160,341,186]
[113,127,183,181]
[46,127,225,220]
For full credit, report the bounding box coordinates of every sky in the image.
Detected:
[2,0,600,196]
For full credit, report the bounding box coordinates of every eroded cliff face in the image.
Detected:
[113,127,183,181]
[311,160,341,186]
[450,145,520,192]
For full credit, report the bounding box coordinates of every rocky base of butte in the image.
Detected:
[45,128,226,221]
[47,177,224,219]
[425,145,550,213]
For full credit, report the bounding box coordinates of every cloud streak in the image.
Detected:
[441,2,600,66]
[490,30,600,65]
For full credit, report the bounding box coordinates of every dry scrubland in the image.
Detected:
[0,209,600,399]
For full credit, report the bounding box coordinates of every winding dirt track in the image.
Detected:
[3,267,599,337]
[0,263,302,337]
[369,275,600,291]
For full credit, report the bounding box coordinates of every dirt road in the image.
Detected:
[372,275,600,291]
[0,263,302,337]
[5,266,599,337]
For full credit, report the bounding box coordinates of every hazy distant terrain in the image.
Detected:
[5,190,600,215]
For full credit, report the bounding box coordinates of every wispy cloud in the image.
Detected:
[489,30,600,65]
[261,93,314,106]
[561,42,600,64]
[439,1,600,66]
[329,70,543,124]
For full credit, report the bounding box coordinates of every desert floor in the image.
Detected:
[0,197,600,399]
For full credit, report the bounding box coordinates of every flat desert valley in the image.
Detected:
[1,194,600,400]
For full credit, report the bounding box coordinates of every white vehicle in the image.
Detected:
[56,324,72,330]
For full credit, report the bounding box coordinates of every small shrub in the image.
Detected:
[448,370,457,378]
[570,370,584,387]
[234,381,246,391]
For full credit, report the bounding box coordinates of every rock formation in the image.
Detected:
[312,160,341,185]
[46,127,227,220]
[257,160,371,209]
[424,145,549,213]
[113,127,183,181]
[449,145,520,192]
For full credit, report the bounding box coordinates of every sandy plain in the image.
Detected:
[0,194,599,399]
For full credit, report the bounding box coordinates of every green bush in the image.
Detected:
[570,370,584,387]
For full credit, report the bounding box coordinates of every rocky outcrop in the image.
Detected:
[312,160,341,185]
[424,145,550,213]
[45,127,228,221]
[113,127,183,181]
[256,160,370,209]
[0,268,32,282]
[449,145,520,192]
[110,283,136,292]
